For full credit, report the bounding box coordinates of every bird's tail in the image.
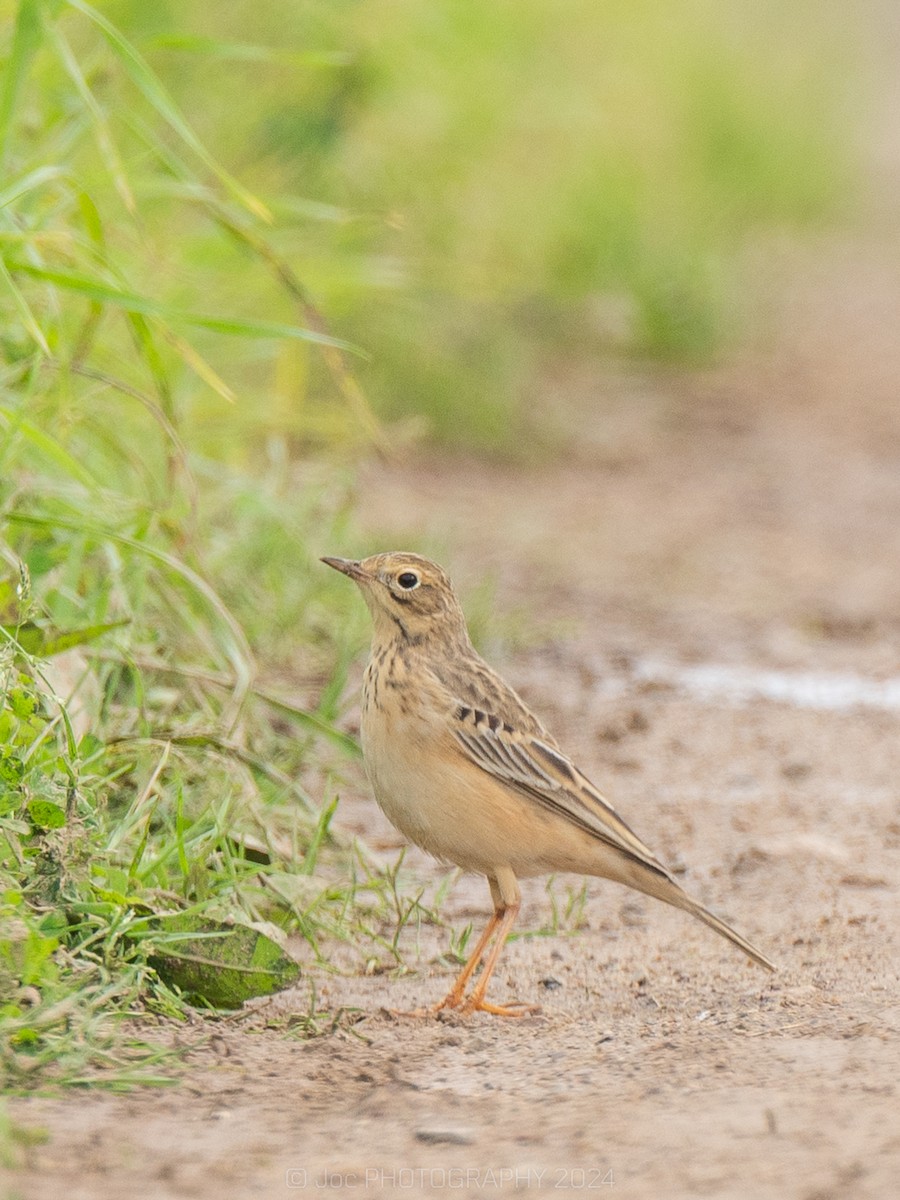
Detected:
[632,863,776,972]
[674,890,776,972]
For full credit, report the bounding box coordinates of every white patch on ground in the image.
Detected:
[610,659,900,713]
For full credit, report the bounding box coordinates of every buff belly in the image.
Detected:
[360,701,621,882]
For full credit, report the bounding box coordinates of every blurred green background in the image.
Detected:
[141,0,851,447]
[3,0,853,458]
[0,0,856,1080]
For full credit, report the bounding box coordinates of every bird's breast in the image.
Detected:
[361,655,441,831]
[359,651,570,874]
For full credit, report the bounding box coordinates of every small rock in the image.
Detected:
[620,899,647,927]
[415,1129,474,1146]
[540,977,563,990]
[781,761,811,781]
[627,709,649,732]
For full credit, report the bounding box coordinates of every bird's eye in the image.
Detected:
[397,571,420,590]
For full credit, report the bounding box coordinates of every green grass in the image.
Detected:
[345,0,851,443]
[0,0,433,1090]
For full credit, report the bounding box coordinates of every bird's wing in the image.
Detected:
[450,702,672,878]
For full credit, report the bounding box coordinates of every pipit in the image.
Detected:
[323,551,775,1016]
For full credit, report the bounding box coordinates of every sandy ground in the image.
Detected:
[7,20,900,1200]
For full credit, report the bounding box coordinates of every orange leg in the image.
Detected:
[436,906,504,1011]
[391,870,540,1018]
[458,898,536,1016]
[388,888,505,1018]
[458,870,540,1017]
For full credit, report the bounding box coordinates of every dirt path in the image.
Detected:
[7,20,900,1200]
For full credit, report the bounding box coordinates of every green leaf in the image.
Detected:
[77,732,104,758]
[26,800,67,830]
[8,686,37,719]
[0,748,25,787]
[147,915,300,1008]
[1,618,129,657]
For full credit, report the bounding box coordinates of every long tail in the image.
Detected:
[630,863,776,972]
[540,755,776,971]
[673,890,776,972]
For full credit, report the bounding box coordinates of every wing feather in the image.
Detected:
[456,729,560,790]
[451,709,671,879]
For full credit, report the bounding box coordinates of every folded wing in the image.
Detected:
[451,703,672,881]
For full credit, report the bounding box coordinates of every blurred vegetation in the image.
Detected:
[0,0,853,1086]
[102,0,851,448]
[0,0,415,1088]
[2,0,853,457]
[332,0,850,443]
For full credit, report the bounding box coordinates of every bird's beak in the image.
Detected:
[321,556,369,582]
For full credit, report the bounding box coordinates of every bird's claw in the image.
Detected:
[386,997,541,1019]
[458,998,542,1017]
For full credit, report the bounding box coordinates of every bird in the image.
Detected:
[322,551,775,1016]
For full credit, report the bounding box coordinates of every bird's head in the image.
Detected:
[321,551,469,647]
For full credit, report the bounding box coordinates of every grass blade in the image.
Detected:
[46,22,137,216]
[0,0,42,174]
[0,404,102,489]
[146,35,351,69]
[161,330,235,404]
[0,252,50,356]
[64,0,271,222]
[6,260,360,350]
[7,510,255,726]
[0,165,70,212]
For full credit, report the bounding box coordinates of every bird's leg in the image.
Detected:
[459,869,541,1017]
[434,904,504,1012]
[388,881,504,1018]
[391,872,539,1018]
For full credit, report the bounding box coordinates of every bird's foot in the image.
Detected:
[458,997,542,1018]
[386,995,541,1019]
